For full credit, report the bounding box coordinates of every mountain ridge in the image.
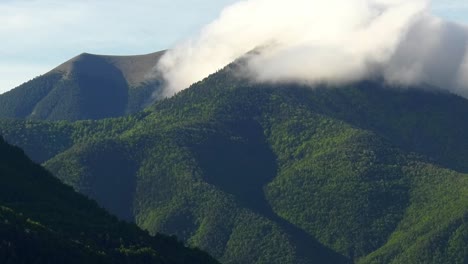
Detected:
[52,51,165,87]
[0,51,166,121]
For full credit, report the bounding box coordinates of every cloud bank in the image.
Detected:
[157,0,468,97]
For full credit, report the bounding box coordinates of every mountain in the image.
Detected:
[1,66,467,263]
[0,51,165,121]
[0,136,218,264]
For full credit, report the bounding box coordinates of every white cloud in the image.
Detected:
[157,0,427,94]
[157,0,468,98]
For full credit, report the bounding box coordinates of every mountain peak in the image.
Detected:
[52,50,165,87]
[0,50,166,121]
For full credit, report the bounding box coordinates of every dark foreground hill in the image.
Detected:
[1,67,467,263]
[0,136,218,264]
[0,51,165,121]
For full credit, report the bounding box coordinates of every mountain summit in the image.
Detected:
[0,51,165,121]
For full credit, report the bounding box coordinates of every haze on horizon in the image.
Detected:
[1,0,467,94]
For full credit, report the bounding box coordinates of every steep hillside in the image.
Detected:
[0,51,165,121]
[1,68,467,263]
[0,136,218,264]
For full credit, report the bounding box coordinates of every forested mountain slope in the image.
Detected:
[0,51,165,121]
[0,136,218,264]
[0,68,467,263]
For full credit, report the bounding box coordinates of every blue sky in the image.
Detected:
[0,0,467,93]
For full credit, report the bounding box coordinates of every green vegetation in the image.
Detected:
[0,73,64,118]
[0,136,218,264]
[0,66,467,263]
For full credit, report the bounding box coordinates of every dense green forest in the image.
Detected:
[0,65,467,263]
[0,136,218,264]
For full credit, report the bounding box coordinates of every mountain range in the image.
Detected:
[0,52,467,263]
